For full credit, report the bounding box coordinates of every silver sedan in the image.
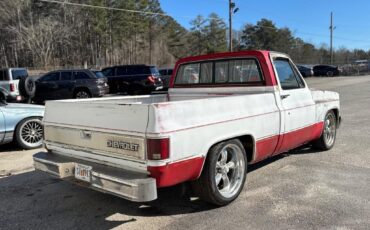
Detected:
[0,101,44,149]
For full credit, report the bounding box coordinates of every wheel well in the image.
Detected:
[237,135,255,163]
[0,92,5,101]
[206,135,255,163]
[331,108,339,124]
[13,116,43,138]
[73,87,91,96]
[196,135,255,180]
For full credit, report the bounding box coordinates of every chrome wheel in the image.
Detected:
[19,119,43,148]
[75,90,90,99]
[323,112,336,147]
[215,143,246,199]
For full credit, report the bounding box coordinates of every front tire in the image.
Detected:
[312,110,337,150]
[128,86,143,95]
[192,139,247,206]
[327,71,334,77]
[74,89,91,99]
[15,117,43,149]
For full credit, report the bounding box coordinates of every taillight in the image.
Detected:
[10,83,15,92]
[147,75,156,84]
[147,138,170,160]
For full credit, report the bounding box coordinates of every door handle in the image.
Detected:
[281,94,290,99]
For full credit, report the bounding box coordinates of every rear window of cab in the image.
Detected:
[174,58,264,86]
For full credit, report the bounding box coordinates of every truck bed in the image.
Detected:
[43,88,280,169]
[44,87,277,136]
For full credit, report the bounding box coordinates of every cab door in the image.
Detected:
[273,57,316,154]
[35,72,60,101]
[58,71,75,99]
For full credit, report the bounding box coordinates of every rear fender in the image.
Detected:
[195,133,256,179]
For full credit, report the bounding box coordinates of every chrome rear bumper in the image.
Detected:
[33,152,157,202]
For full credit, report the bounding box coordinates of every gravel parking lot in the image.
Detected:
[1,76,370,230]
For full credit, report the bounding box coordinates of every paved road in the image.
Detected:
[1,76,370,230]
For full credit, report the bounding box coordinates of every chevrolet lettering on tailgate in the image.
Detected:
[107,140,139,151]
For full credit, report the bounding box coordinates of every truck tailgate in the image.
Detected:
[44,100,150,133]
[43,99,151,165]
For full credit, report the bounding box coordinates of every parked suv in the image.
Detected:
[32,69,109,104]
[158,68,173,90]
[313,65,340,77]
[297,65,314,78]
[102,65,163,95]
[0,68,29,102]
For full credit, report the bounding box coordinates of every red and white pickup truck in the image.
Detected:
[33,51,341,206]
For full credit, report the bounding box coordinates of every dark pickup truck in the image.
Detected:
[101,65,163,95]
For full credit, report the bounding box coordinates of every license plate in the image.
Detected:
[75,163,92,182]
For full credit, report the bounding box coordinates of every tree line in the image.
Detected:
[235,18,370,65]
[0,0,369,69]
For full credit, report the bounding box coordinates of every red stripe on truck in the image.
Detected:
[148,157,205,188]
[148,121,325,188]
[254,135,280,162]
[275,122,324,154]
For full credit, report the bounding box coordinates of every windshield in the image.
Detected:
[11,69,28,80]
[150,67,160,76]
[94,71,105,78]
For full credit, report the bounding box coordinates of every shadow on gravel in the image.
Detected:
[248,144,322,172]
[0,171,216,229]
[0,145,324,229]
[0,143,24,152]
[0,142,43,153]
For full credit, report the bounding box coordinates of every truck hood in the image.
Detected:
[3,103,45,116]
[5,103,45,110]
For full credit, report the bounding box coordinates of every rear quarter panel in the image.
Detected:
[147,92,280,164]
[311,90,340,122]
[2,104,44,134]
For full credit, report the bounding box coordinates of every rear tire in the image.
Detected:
[191,139,247,206]
[312,110,337,150]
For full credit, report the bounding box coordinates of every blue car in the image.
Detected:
[0,100,44,149]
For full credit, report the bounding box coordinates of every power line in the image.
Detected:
[330,12,335,64]
[38,0,220,21]
[39,0,171,17]
[37,0,370,47]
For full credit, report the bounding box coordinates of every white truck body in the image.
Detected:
[34,51,340,203]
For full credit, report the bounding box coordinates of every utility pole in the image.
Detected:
[329,12,336,65]
[228,0,239,52]
[229,0,232,52]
